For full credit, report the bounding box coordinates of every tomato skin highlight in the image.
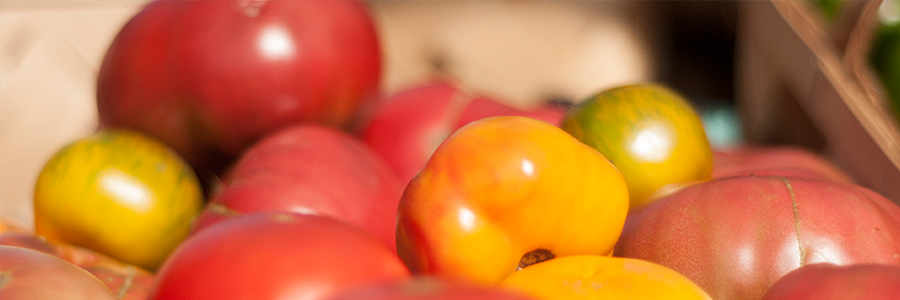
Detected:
[33,129,204,271]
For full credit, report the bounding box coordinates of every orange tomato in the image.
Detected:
[499,255,712,300]
[562,84,713,209]
[34,129,203,270]
[397,116,629,285]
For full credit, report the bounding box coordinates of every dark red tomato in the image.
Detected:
[0,246,118,300]
[191,125,403,250]
[97,0,381,175]
[360,82,565,184]
[149,212,410,300]
[328,277,537,300]
[615,175,900,300]
[712,146,852,182]
[761,263,900,300]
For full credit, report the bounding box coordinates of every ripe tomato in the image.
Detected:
[0,246,118,300]
[33,129,204,271]
[615,175,900,300]
[360,82,565,184]
[561,84,713,209]
[149,212,410,300]
[397,116,628,285]
[1,222,154,300]
[97,0,382,175]
[761,263,900,300]
[191,125,404,250]
[712,146,852,182]
[328,277,537,300]
[499,255,711,300]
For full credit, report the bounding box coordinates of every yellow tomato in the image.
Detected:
[397,116,629,285]
[499,255,711,300]
[562,84,713,209]
[34,129,203,270]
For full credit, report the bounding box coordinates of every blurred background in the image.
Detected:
[2,1,898,229]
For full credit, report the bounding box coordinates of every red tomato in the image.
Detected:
[0,229,153,300]
[0,246,118,300]
[761,263,900,300]
[97,0,382,175]
[712,146,853,182]
[149,212,410,300]
[615,175,900,300]
[360,82,566,184]
[192,125,404,250]
[328,277,537,300]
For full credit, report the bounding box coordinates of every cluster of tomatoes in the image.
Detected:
[3,1,900,300]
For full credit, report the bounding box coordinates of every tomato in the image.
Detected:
[712,146,852,182]
[328,277,537,300]
[397,116,628,285]
[149,212,410,300]
[615,175,900,300]
[561,84,713,209]
[0,246,119,300]
[191,125,404,250]
[33,129,204,271]
[97,0,382,175]
[455,97,565,128]
[499,255,711,300]
[361,82,566,184]
[1,223,154,300]
[761,263,900,300]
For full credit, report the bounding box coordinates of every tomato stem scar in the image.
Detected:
[517,248,555,271]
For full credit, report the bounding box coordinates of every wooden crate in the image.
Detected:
[736,0,900,204]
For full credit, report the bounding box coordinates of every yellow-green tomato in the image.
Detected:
[562,84,713,209]
[34,129,203,270]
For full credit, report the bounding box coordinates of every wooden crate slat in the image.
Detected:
[739,0,900,203]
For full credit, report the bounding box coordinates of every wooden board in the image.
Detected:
[737,0,900,204]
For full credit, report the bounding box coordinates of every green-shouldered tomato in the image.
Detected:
[34,129,203,270]
[561,84,713,209]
